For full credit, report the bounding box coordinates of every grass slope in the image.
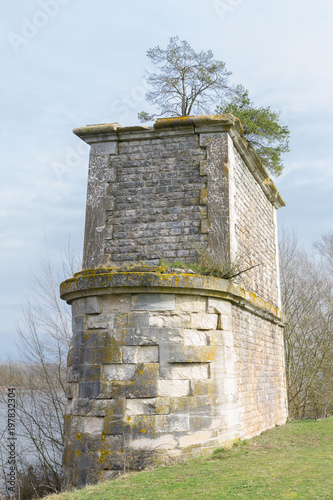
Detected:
[46,417,333,500]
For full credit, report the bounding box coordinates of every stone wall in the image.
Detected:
[231,140,279,305]
[61,269,287,488]
[105,134,206,264]
[75,115,284,309]
[231,305,287,437]
[60,115,287,489]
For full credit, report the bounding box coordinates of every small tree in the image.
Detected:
[138,37,289,176]
[216,85,290,176]
[138,36,235,121]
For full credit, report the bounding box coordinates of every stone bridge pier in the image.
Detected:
[60,115,288,488]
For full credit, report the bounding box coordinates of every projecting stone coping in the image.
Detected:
[60,267,282,325]
[73,114,285,210]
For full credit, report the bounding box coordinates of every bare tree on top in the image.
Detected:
[138,37,290,176]
[138,36,235,120]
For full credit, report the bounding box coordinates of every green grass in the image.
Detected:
[158,258,208,275]
[46,417,333,500]
[158,258,237,279]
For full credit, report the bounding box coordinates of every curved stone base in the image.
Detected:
[61,268,287,489]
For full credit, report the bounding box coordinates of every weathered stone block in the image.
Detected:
[149,313,191,328]
[126,398,157,416]
[90,141,117,156]
[72,297,103,316]
[132,294,175,311]
[200,219,210,234]
[123,346,159,364]
[101,342,122,364]
[200,160,208,175]
[86,313,115,330]
[183,329,209,346]
[207,298,232,315]
[111,363,159,399]
[70,398,104,417]
[155,414,189,433]
[81,347,103,365]
[113,312,128,329]
[103,418,128,435]
[128,364,159,399]
[159,345,214,364]
[82,365,100,381]
[119,327,183,346]
[103,400,127,435]
[128,415,156,439]
[67,366,81,383]
[179,430,212,448]
[169,395,213,415]
[158,379,190,397]
[103,295,131,313]
[104,398,125,417]
[218,314,232,331]
[200,188,208,205]
[65,383,74,399]
[129,434,177,451]
[82,417,104,434]
[175,296,206,313]
[79,381,100,399]
[189,415,212,432]
[171,363,210,380]
[102,364,137,381]
[190,313,219,330]
[128,312,150,328]
[72,316,84,334]
[126,397,170,416]
[67,347,74,367]
[190,379,216,396]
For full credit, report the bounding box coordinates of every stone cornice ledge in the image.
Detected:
[73,115,285,210]
[60,268,283,325]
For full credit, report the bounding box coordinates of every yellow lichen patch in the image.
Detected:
[73,123,121,137]
[263,177,273,187]
[140,428,146,434]
[75,432,82,440]
[186,345,217,363]
[66,415,71,421]
[101,338,122,364]
[75,450,81,457]
[61,270,282,324]
[98,449,110,465]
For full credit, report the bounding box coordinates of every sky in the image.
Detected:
[1,0,333,358]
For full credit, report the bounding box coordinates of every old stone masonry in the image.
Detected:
[60,115,288,489]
